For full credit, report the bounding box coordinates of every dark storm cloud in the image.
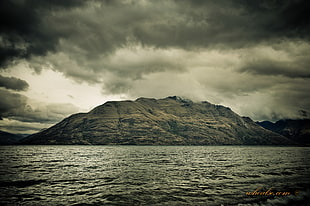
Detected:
[1,0,310,70]
[0,89,79,123]
[240,58,310,78]
[26,0,309,93]
[187,0,310,35]
[0,89,27,116]
[239,41,310,78]
[0,75,29,91]
[239,0,310,37]
[0,0,85,68]
[131,0,310,49]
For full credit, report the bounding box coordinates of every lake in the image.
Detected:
[0,146,309,205]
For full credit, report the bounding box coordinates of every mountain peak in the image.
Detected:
[135,97,157,102]
[164,96,193,104]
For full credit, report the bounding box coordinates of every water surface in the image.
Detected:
[0,146,309,205]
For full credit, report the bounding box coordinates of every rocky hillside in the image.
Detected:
[20,96,293,145]
[257,119,310,145]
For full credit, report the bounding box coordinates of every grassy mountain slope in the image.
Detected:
[20,96,293,145]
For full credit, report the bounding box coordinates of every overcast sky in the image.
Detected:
[1,0,310,134]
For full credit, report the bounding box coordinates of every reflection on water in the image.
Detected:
[0,146,309,205]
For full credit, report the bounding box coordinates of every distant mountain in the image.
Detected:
[0,130,23,145]
[257,119,310,145]
[20,96,293,145]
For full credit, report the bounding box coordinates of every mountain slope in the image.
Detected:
[20,96,293,145]
[0,130,23,145]
[257,119,310,145]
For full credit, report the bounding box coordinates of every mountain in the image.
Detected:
[257,119,310,145]
[0,130,23,145]
[20,96,293,145]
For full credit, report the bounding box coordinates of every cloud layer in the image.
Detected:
[0,88,79,123]
[0,75,29,91]
[2,0,309,68]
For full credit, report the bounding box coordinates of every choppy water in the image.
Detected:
[0,146,309,206]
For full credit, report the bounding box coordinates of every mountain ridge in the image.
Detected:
[257,119,310,145]
[20,96,293,145]
[0,130,24,145]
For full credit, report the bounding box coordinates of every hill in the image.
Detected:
[20,96,293,145]
[257,119,310,145]
[0,130,23,145]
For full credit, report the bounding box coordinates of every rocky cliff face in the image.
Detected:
[257,119,310,145]
[20,96,293,145]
